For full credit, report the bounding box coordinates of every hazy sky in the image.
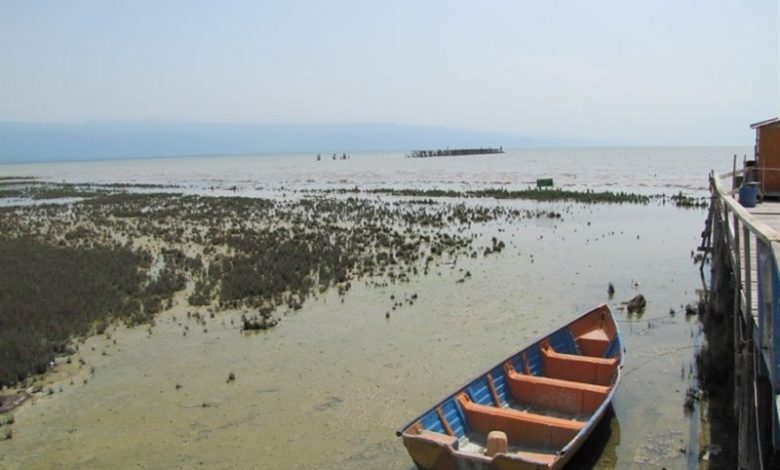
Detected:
[1,0,778,145]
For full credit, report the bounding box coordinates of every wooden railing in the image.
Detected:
[711,170,779,315]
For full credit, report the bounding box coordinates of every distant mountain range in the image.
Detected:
[0,121,592,164]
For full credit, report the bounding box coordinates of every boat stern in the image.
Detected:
[400,427,459,470]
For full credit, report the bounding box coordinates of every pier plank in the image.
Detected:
[747,201,780,235]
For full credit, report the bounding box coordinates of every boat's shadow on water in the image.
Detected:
[563,405,620,469]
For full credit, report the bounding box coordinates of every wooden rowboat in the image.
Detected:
[397,304,623,470]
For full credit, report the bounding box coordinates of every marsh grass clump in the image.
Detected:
[367,187,656,205]
[670,192,708,209]
[95,319,108,335]
[30,184,106,200]
[0,237,148,386]
[0,181,107,201]
[241,313,278,331]
[0,189,25,198]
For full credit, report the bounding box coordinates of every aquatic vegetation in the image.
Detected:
[28,185,106,200]
[0,188,543,384]
[670,191,708,208]
[0,179,179,200]
[0,176,35,181]
[367,187,655,204]
[90,182,179,189]
[0,237,150,386]
[0,181,106,200]
[0,189,25,198]
[241,312,278,331]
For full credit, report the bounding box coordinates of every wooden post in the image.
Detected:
[733,213,741,313]
[743,226,752,327]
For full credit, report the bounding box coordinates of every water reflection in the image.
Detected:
[564,406,620,469]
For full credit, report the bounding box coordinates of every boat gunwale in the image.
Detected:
[395,303,624,441]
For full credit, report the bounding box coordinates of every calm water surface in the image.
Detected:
[0,147,746,469]
[1,146,747,196]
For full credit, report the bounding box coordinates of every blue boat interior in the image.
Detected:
[414,320,622,446]
[603,337,620,359]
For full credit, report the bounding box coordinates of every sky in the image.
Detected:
[1,0,779,146]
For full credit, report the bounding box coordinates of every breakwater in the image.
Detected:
[406,147,504,158]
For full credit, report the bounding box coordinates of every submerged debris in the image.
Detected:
[683,387,703,415]
[624,294,647,314]
[681,299,707,317]
[0,393,29,413]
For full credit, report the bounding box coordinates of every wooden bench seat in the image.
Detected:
[576,328,611,356]
[456,393,584,450]
[505,366,609,415]
[540,343,618,386]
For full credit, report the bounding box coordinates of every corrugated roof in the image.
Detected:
[750,117,780,129]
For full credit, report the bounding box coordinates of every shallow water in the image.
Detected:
[1,198,708,469]
[1,146,747,197]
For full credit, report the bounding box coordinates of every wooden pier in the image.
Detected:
[705,168,780,469]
